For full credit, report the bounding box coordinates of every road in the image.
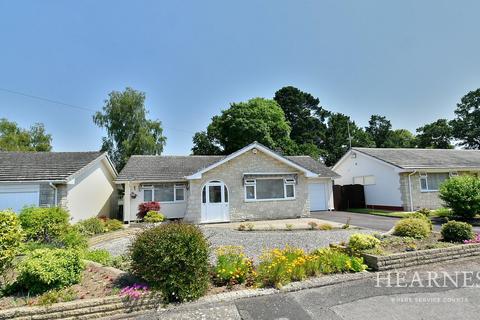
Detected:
[132,257,480,320]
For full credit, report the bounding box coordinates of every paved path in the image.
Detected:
[312,211,480,233]
[131,257,480,320]
[311,211,400,232]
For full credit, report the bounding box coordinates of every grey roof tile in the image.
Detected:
[0,151,105,182]
[353,148,480,169]
[117,154,338,181]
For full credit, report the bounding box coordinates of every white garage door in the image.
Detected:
[308,182,327,211]
[0,184,39,213]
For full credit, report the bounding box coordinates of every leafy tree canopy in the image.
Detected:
[93,87,166,170]
[384,129,416,148]
[365,115,392,148]
[191,98,296,155]
[416,119,453,149]
[0,118,52,152]
[451,88,480,149]
[273,86,329,148]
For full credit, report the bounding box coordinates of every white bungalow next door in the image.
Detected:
[201,181,229,223]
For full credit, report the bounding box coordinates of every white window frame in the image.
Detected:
[142,184,187,203]
[419,172,449,192]
[244,177,296,202]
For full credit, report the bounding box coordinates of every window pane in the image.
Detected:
[144,189,152,202]
[246,185,255,199]
[256,179,284,199]
[175,188,185,201]
[428,173,448,190]
[154,185,174,202]
[202,186,206,203]
[209,185,222,203]
[286,184,294,198]
[224,186,228,202]
[420,178,428,190]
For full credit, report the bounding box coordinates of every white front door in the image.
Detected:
[201,181,229,223]
[308,182,327,211]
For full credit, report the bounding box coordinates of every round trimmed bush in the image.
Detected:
[104,219,123,232]
[75,217,105,236]
[143,211,165,223]
[348,234,380,251]
[0,210,24,276]
[441,220,474,243]
[16,248,85,294]
[405,212,433,230]
[439,176,480,218]
[393,218,430,239]
[19,207,69,243]
[130,223,209,302]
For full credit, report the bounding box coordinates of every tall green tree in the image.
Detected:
[93,87,166,170]
[0,119,52,151]
[365,115,392,148]
[416,119,453,149]
[273,86,328,149]
[384,129,416,148]
[323,113,374,165]
[191,98,295,155]
[450,88,480,149]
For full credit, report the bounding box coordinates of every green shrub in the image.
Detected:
[19,207,69,243]
[246,223,254,231]
[416,208,431,216]
[441,220,474,243]
[312,248,367,274]
[84,249,112,265]
[57,226,88,250]
[404,212,433,230]
[435,207,453,218]
[130,223,210,302]
[285,223,293,231]
[143,211,165,223]
[318,223,333,230]
[348,234,381,252]
[439,176,480,218]
[393,218,430,239]
[37,287,77,306]
[16,248,85,294]
[0,210,24,277]
[104,219,124,232]
[76,217,105,236]
[213,246,253,286]
[237,224,246,231]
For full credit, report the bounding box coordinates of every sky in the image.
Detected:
[1,0,479,155]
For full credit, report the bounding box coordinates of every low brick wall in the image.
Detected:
[0,295,162,320]
[362,243,480,271]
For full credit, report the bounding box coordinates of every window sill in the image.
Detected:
[420,190,439,193]
[244,198,296,203]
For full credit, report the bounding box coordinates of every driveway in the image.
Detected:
[312,211,480,233]
[132,257,480,319]
[311,211,400,232]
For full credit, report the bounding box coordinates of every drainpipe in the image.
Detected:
[49,183,58,207]
[407,170,417,212]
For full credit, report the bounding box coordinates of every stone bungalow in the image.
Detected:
[333,148,480,211]
[117,142,339,223]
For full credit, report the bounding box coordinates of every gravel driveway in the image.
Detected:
[93,227,376,262]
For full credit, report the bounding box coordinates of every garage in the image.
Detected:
[0,184,39,213]
[308,182,328,211]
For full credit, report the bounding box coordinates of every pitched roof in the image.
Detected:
[0,151,106,182]
[353,148,480,169]
[117,154,338,181]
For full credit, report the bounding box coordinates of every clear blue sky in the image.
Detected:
[1,0,479,155]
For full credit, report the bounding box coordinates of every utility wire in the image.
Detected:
[0,87,196,134]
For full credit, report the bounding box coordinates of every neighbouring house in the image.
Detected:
[0,151,118,222]
[333,148,480,211]
[116,142,339,223]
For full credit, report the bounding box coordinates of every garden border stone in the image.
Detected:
[362,243,480,271]
[88,228,140,246]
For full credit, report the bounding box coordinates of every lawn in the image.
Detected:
[347,208,409,218]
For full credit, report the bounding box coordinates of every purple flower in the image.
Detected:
[120,283,149,299]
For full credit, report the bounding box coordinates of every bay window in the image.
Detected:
[142,183,186,202]
[244,178,295,201]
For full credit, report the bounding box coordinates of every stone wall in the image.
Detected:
[400,171,479,211]
[362,243,480,271]
[184,149,309,223]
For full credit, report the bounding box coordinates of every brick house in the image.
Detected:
[333,148,480,211]
[116,142,338,223]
